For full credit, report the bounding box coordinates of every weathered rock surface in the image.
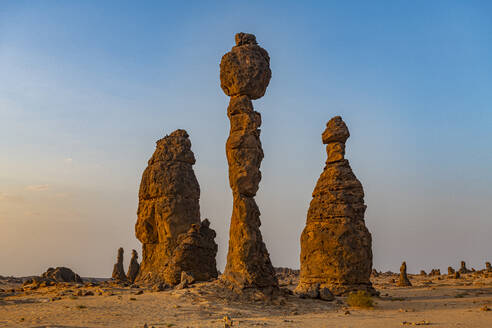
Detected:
[220,33,271,100]
[112,247,127,282]
[296,116,376,297]
[397,262,412,287]
[448,266,455,275]
[486,262,492,272]
[135,130,217,285]
[127,249,140,283]
[220,33,278,290]
[165,218,218,285]
[42,267,83,283]
[23,267,83,289]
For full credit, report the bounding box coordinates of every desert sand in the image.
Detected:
[1,271,491,328]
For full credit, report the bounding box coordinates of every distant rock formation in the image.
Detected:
[486,262,492,272]
[429,269,441,276]
[135,130,217,285]
[219,33,278,290]
[448,266,455,275]
[112,247,127,282]
[23,267,83,289]
[42,267,83,283]
[127,249,140,283]
[420,270,427,276]
[449,271,460,279]
[459,261,470,274]
[397,262,412,287]
[296,116,376,297]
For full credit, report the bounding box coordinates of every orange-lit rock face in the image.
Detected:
[398,261,412,286]
[220,33,271,100]
[296,116,376,297]
[135,130,217,285]
[220,34,278,290]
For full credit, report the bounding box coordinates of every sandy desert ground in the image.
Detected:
[1,271,491,328]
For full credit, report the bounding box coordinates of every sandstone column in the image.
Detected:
[112,247,127,282]
[127,249,140,283]
[397,261,412,286]
[219,33,277,289]
[135,129,218,285]
[296,116,376,297]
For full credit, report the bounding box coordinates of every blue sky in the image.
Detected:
[1,1,491,277]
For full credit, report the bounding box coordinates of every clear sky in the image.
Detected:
[1,1,491,277]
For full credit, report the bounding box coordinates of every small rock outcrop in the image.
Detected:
[135,130,218,285]
[42,267,83,283]
[296,116,376,297]
[448,266,455,275]
[429,269,441,276]
[486,262,492,272]
[219,33,278,290]
[420,270,427,276]
[459,261,470,274]
[127,249,140,283]
[397,262,412,287]
[112,247,127,282]
[23,267,83,289]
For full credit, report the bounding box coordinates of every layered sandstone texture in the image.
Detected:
[112,248,127,282]
[397,261,412,287]
[220,33,277,290]
[135,130,218,285]
[296,116,376,297]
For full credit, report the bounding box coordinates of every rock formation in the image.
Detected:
[397,262,412,287]
[219,33,277,290]
[459,261,470,274]
[23,267,83,289]
[450,271,460,279]
[127,249,140,283]
[296,116,376,297]
[447,266,455,275]
[420,270,427,276]
[112,247,127,282]
[42,267,82,283]
[486,262,492,272]
[135,129,218,285]
[430,269,441,276]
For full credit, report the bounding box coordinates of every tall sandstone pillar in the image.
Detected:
[296,116,376,297]
[219,33,278,289]
[135,129,218,285]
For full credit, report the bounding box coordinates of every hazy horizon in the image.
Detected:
[1,1,491,277]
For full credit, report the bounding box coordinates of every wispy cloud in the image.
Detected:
[26,184,50,191]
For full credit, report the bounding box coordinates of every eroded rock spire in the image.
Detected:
[112,247,127,282]
[127,249,140,283]
[397,261,412,287]
[219,33,278,290]
[296,116,376,297]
